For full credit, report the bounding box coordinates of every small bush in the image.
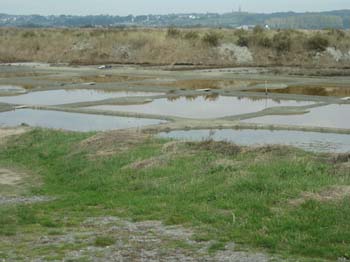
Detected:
[253,25,264,34]
[202,32,222,47]
[167,27,181,38]
[307,34,330,52]
[273,31,292,53]
[257,36,272,48]
[183,31,199,40]
[327,29,346,39]
[22,31,36,38]
[237,35,249,47]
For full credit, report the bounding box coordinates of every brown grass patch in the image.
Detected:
[0,127,30,145]
[329,153,350,164]
[80,129,149,157]
[123,155,169,170]
[289,186,350,206]
[0,168,23,186]
[189,140,241,156]
[215,159,241,168]
[161,141,188,154]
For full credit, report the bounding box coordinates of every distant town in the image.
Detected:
[1,9,349,29]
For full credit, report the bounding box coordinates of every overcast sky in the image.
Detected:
[1,0,349,16]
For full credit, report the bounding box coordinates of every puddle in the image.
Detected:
[243,104,350,130]
[249,85,350,97]
[0,109,166,132]
[0,85,26,95]
[0,89,162,105]
[158,129,350,153]
[88,96,313,119]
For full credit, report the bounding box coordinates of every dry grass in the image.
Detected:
[123,155,169,170]
[0,168,23,186]
[0,127,30,145]
[1,28,350,67]
[79,129,150,157]
[289,186,350,206]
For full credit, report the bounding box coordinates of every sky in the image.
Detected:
[0,0,349,16]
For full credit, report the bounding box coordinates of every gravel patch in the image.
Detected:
[0,196,54,205]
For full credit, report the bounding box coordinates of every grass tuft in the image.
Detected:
[94,236,116,247]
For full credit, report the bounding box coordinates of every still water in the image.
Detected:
[158,129,350,153]
[89,96,313,119]
[0,109,166,132]
[0,89,162,105]
[243,104,350,129]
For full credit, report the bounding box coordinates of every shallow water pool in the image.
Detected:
[0,85,26,95]
[243,104,350,130]
[0,109,166,132]
[158,129,350,153]
[0,89,162,105]
[88,96,313,119]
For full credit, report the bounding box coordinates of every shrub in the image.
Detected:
[183,31,199,40]
[327,29,346,39]
[167,27,181,38]
[307,34,330,52]
[257,36,272,48]
[237,35,249,47]
[22,31,36,38]
[273,31,292,53]
[202,32,222,47]
[253,25,264,34]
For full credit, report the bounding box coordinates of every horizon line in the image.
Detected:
[1,9,350,17]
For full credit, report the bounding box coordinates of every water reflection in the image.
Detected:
[244,104,350,129]
[0,109,166,132]
[249,86,350,97]
[159,79,264,90]
[0,85,26,94]
[167,93,219,102]
[0,89,163,105]
[158,129,350,153]
[89,96,313,119]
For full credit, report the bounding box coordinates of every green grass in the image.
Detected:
[94,236,116,247]
[0,129,349,261]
